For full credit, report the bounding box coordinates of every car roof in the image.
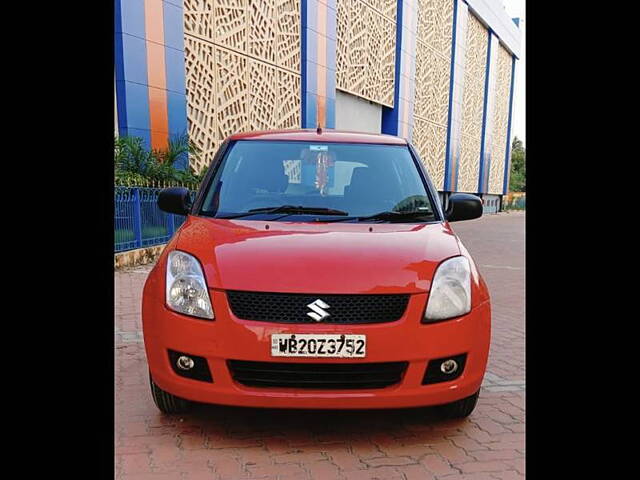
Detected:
[227,129,408,145]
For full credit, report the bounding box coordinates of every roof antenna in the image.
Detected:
[317,123,322,135]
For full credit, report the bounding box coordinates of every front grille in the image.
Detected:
[227,360,408,389]
[226,291,409,324]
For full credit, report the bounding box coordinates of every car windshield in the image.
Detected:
[199,140,437,222]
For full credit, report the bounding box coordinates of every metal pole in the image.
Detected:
[132,188,142,248]
[167,212,175,238]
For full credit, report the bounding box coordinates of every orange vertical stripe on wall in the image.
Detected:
[144,0,169,150]
[317,35,327,94]
[316,95,327,128]
[316,1,327,128]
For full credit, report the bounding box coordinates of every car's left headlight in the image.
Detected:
[423,256,471,322]
[165,250,214,320]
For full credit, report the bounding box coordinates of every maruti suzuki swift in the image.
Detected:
[142,129,490,418]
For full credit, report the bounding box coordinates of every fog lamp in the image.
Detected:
[176,356,195,371]
[440,359,459,374]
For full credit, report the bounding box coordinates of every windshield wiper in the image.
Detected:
[216,205,349,219]
[316,209,435,223]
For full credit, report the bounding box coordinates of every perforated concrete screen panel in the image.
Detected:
[457,12,488,194]
[488,42,513,195]
[336,0,397,108]
[184,0,302,173]
[412,0,454,191]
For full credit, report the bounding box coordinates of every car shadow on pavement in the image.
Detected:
[171,402,466,441]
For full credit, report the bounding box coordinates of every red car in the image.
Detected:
[142,129,490,418]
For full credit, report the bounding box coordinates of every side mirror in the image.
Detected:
[445,193,483,222]
[158,187,192,215]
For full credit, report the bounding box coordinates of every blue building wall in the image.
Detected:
[115,0,151,147]
[115,0,519,191]
[115,0,188,169]
[381,0,418,139]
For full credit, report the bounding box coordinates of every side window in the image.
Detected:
[390,155,433,213]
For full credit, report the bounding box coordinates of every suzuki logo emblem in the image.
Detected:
[306,299,331,322]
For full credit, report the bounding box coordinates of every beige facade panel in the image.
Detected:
[336,0,396,108]
[215,48,249,145]
[216,0,249,52]
[457,13,487,193]
[411,0,453,189]
[185,36,218,169]
[488,43,512,194]
[414,43,450,128]
[417,0,453,60]
[337,0,367,101]
[249,0,276,64]
[277,69,302,129]
[248,59,277,131]
[413,117,447,187]
[184,0,301,172]
[183,0,216,42]
[276,0,302,71]
[362,0,397,21]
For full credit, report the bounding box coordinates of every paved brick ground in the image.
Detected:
[115,211,525,480]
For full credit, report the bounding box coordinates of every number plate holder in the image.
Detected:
[271,334,366,358]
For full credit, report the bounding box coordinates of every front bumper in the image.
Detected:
[142,287,491,409]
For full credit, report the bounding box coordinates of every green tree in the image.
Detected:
[509,136,526,192]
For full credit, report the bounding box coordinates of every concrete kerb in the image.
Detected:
[114,244,166,269]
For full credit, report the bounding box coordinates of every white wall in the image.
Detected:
[465,0,521,57]
[335,90,382,134]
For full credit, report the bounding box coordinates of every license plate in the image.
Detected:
[271,334,366,358]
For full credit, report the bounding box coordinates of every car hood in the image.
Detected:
[176,216,461,294]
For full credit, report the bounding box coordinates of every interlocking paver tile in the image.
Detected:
[115,212,525,479]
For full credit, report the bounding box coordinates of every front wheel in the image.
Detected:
[149,372,192,414]
[437,389,480,419]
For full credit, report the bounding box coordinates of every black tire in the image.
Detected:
[437,389,480,419]
[149,372,192,414]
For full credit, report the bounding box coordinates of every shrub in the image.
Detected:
[114,134,206,188]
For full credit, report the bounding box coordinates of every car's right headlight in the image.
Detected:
[165,250,214,320]
[423,256,471,322]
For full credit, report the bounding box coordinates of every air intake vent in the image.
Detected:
[227,360,408,389]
